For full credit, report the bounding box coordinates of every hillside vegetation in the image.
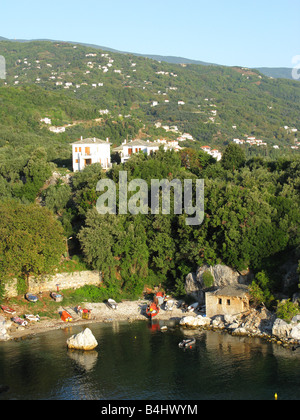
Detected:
[0,40,299,310]
[0,40,299,152]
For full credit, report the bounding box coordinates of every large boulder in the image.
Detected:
[272,319,293,339]
[272,317,300,341]
[185,264,252,304]
[67,328,98,351]
[0,317,12,341]
[179,315,211,328]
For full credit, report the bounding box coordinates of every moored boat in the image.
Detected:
[146,302,160,319]
[25,314,40,322]
[12,317,28,327]
[107,299,118,310]
[155,291,165,307]
[25,293,39,303]
[61,311,72,322]
[1,305,16,315]
[75,305,92,319]
[164,299,175,311]
[187,302,199,313]
[178,338,196,349]
[50,292,63,303]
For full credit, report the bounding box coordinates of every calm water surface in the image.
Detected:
[0,320,300,400]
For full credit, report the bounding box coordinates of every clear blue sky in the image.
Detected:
[1,0,299,68]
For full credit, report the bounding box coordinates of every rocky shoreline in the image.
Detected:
[180,308,300,348]
[1,299,300,348]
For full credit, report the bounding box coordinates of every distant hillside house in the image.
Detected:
[205,285,250,318]
[113,139,160,164]
[72,137,112,172]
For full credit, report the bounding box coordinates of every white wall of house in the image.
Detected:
[72,139,111,172]
[117,140,160,163]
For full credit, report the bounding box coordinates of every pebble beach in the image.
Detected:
[1,299,185,341]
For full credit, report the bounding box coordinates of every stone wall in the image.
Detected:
[3,271,102,298]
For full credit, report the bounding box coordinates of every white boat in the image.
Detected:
[187,302,199,312]
[25,314,40,322]
[178,338,196,348]
[164,300,175,311]
[107,299,118,310]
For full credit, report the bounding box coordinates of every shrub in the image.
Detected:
[202,270,214,288]
[276,299,300,323]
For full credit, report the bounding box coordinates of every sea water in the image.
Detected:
[0,320,300,400]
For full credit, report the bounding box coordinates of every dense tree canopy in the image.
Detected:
[0,201,65,293]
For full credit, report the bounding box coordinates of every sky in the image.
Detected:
[1,0,299,68]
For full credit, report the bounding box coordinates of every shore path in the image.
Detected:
[6,300,187,341]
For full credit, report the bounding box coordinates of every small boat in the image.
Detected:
[61,311,72,322]
[155,292,165,307]
[25,314,40,322]
[12,317,28,327]
[107,299,118,310]
[75,305,92,319]
[25,293,39,303]
[146,302,160,319]
[187,302,199,313]
[178,338,196,349]
[50,292,63,303]
[1,305,16,315]
[164,299,175,311]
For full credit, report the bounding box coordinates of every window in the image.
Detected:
[227,299,231,306]
[218,298,222,305]
[75,159,79,163]
[75,147,78,152]
[85,147,91,155]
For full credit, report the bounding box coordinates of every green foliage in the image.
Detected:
[43,182,72,213]
[202,270,214,288]
[249,271,275,308]
[73,285,112,303]
[221,144,246,171]
[0,200,65,291]
[276,299,300,323]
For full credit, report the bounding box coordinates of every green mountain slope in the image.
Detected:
[0,36,297,80]
[0,39,299,156]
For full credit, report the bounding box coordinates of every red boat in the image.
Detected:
[146,302,160,319]
[154,291,165,307]
[1,305,16,315]
[61,311,72,322]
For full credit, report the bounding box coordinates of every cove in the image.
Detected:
[0,320,300,400]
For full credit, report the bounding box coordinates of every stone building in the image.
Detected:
[205,284,250,318]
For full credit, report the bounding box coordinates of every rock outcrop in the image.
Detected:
[272,317,300,341]
[185,264,252,304]
[0,316,12,341]
[67,328,98,351]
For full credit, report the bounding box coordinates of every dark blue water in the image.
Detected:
[0,320,300,400]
